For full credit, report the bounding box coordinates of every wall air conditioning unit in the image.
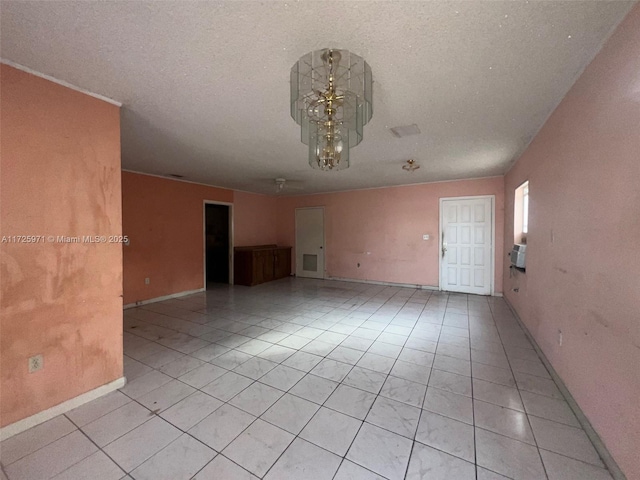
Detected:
[510,244,527,269]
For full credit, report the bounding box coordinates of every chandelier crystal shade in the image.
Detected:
[291,48,373,171]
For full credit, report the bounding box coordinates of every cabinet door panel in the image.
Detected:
[274,248,292,279]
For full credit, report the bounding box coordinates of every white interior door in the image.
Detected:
[440,197,493,295]
[295,207,325,279]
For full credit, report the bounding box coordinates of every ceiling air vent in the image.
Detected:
[389,124,421,138]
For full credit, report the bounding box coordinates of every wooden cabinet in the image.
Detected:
[273,247,291,280]
[234,245,292,286]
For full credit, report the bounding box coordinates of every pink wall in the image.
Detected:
[122,174,280,304]
[503,6,640,478]
[122,172,233,304]
[277,177,505,291]
[234,191,278,246]
[0,65,123,427]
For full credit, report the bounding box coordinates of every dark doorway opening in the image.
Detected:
[205,203,230,287]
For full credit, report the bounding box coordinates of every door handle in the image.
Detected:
[442,231,447,257]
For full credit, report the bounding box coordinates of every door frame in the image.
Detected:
[438,195,495,296]
[203,200,234,286]
[294,206,326,279]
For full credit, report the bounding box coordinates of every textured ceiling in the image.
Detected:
[1,1,635,195]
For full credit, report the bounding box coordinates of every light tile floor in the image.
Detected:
[0,278,614,480]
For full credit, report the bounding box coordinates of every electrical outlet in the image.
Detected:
[423,234,430,240]
[145,277,150,285]
[29,354,43,373]
[558,329,563,346]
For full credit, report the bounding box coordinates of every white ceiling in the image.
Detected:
[1,1,635,195]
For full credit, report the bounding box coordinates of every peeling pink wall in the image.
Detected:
[0,65,123,427]
[503,6,640,477]
[277,178,504,291]
[234,191,278,246]
[122,172,233,305]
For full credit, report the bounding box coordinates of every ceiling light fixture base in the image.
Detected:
[402,159,420,172]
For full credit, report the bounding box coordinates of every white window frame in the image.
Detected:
[522,182,529,234]
[514,180,529,244]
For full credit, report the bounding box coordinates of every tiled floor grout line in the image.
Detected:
[464,295,480,480]
[488,300,550,480]
[156,285,610,478]
[348,294,429,480]
[120,367,278,478]
[130,292,564,438]
[314,296,401,467]
[182,428,258,480]
[263,378,357,479]
[2,430,105,479]
[463,303,530,480]
[129,296,434,390]
[398,294,444,480]
[261,369,361,478]
[120,312,344,478]
[63,416,128,479]
[5,280,616,480]
[321,292,422,480]
[123,335,329,478]
[124,286,432,479]
[429,295,544,480]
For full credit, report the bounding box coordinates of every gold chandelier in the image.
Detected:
[290,48,373,171]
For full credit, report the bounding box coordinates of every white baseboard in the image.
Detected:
[0,376,126,441]
[326,276,504,298]
[326,276,440,291]
[503,298,627,480]
[124,288,205,309]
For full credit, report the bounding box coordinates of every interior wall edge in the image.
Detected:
[325,276,441,291]
[0,59,123,107]
[121,168,257,196]
[123,288,206,309]
[282,174,506,199]
[0,377,126,442]
[503,297,627,480]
